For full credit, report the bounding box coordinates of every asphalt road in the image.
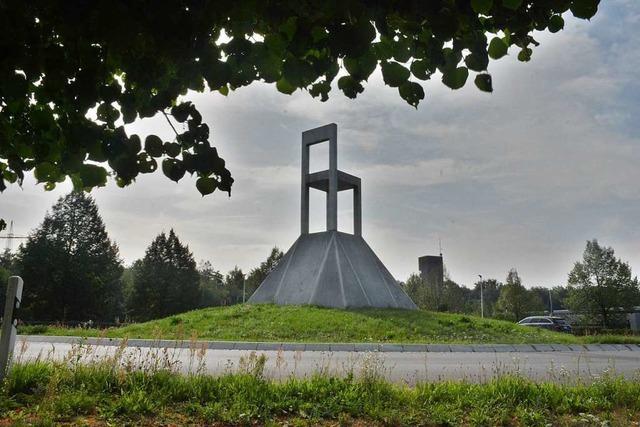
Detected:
[14,338,640,385]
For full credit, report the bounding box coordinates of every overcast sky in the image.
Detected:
[1,1,639,288]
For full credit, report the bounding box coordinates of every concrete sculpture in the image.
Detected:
[249,124,417,309]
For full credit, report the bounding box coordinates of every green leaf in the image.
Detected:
[77,164,108,188]
[196,177,218,196]
[410,60,432,81]
[309,81,331,102]
[464,52,489,72]
[441,67,469,90]
[171,103,192,123]
[34,162,58,183]
[517,47,532,62]
[502,0,523,10]
[570,0,599,19]
[96,103,120,123]
[381,61,410,87]
[162,159,186,182]
[398,81,425,108]
[474,74,493,92]
[164,142,181,158]
[145,135,164,157]
[471,0,493,14]
[344,51,377,81]
[488,37,508,59]
[218,85,229,96]
[548,15,565,33]
[276,78,296,94]
[337,76,364,99]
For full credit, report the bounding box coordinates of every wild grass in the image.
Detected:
[2,354,640,426]
[19,304,640,344]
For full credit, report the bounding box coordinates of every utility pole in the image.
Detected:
[478,274,484,318]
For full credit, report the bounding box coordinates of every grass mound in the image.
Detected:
[19,304,640,344]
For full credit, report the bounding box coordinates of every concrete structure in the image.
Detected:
[419,255,444,298]
[249,124,416,309]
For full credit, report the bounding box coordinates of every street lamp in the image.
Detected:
[478,274,484,318]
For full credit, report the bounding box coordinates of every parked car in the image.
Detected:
[517,316,573,333]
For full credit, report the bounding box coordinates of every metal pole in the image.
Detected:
[0,276,23,381]
[549,288,553,316]
[478,274,484,318]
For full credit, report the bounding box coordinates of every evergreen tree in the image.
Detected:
[245,247,283,297]
[224,267,245,305]
[198,260,227,307]
[129,230,200,321]
[566,240,639,328]
[18,192,123,321]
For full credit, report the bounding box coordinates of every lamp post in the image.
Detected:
[478,274,484,318]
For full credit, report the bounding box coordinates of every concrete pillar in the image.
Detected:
[327,126,338,231]
[301,142,310,235]
[301,123,338,234]
[353,183,362,236]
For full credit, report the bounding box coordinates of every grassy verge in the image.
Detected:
[18,304,640,344]
[2,360,639,426]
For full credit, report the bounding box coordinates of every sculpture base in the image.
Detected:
[249,231,417,310]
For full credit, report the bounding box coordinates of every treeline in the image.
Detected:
[2,192,638,329]
[403,240,640,329]
[0,192,282,323]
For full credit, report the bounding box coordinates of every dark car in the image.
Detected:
[517,316,573,333]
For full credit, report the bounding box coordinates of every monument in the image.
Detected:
[249,124,417,309]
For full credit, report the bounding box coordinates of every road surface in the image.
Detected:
[13,336,640,384]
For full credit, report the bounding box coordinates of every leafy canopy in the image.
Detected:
[0,0,600,197]
[566,240,639,328]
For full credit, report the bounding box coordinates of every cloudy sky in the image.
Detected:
[1,1,639,288]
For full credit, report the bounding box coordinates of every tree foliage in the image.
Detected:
[0,0,600,200]
[566,240,639,328]
[128,230,200,321]
[494,269,542,321]
[198,260,227,308]
[224,266,246,305]
[18,192,123,321]
[245,247,284,298]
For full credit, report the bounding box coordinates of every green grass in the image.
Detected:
[2,360,640,426]
[18,304,640,344]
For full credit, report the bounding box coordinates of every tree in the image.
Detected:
[129,230,200,321]
[245,247,284,297]
[0,249,19,317]
[566,240,640,328]
[471,278,502,317]
[530,285,569,313]
[0,1,601,207]
[18,192,123,321]
[224,267,246,305]
[494,269,542,321]
[403,274,431,310]
[198,260,227,308]
[439,279,473,313]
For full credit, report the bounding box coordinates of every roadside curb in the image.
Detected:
[17,335,640,353]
